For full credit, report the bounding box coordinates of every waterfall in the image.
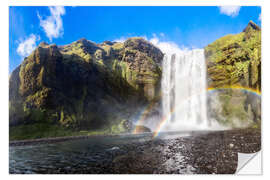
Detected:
[161,49,209,131]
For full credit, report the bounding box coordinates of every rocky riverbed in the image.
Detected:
[9,128,261,174]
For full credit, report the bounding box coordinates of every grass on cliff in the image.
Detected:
[9,123,123,141]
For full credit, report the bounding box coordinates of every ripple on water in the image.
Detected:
[9,134,155,174]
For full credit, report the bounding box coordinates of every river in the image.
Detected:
[9,129,261,174]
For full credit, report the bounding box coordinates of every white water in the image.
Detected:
[161,49,210,131]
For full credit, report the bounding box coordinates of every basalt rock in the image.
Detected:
[132,125,152,134]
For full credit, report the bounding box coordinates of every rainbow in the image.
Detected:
[207,85,261,96]
[152,87,212,137]
[151,85,261,138]
[132,93,162,134]
[152,106,176,138]
[131,86,261,137]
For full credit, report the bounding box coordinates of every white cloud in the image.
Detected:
[149,36,188,55]
[113,34,189,55]
[17,34,40,58]
[113,37,127,43]
[113,35,148,43]
[38,6,65,41]
[219,6,241,17]
[160,32,165,37]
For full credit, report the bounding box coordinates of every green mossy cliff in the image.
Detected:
[9,38,163,139]
[205,21,261,127]
[205,21,261,90]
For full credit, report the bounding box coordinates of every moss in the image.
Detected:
[37,66,44,86]
[25,61,35,72]
[95,59,105,66]
[206,22,261,90]
[25,88,50,107]
[101,44,112,55]
[9,119,132,140]
[112,42,124,51]
[59,109,76,128]
[60,109,64,123]
[9,123,112,141]
[61,42,94,63]
[109,119,130,134]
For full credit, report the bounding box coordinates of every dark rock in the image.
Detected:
[243,20,261,32]
[132,125,151,134]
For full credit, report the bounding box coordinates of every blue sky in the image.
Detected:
[9,6,261,73]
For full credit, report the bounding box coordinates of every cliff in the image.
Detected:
[205,21,261,127]
[9,37,163,139]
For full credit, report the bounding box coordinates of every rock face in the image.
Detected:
[132,125,151,134]
[9,37,163,133]
[205,21,261,127]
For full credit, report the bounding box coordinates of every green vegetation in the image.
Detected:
[112,42,124,51]
[9,117,133,141]
[205,21,261,127]
[9,123,124,141]
[205,21,261,90]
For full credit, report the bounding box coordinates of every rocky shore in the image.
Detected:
[106,128,261,174]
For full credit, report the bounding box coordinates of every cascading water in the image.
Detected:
[161,49,210,131]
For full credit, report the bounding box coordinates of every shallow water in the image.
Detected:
[9,133,156,174]
[7,131,212,174]
[9,129,261,174]
[10,132,189,174]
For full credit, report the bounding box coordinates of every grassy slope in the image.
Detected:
[9,123,127,141]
